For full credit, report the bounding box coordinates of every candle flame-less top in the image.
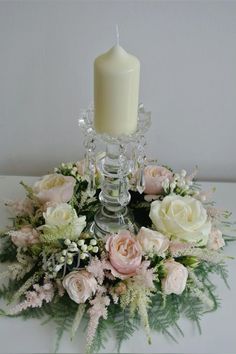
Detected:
[94,44,140,137]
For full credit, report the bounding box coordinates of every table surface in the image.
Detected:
[0,176,236,354]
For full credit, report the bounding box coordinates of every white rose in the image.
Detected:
[137,227,169,255]
[33,174,76,204]
[162,259,188,295]
[43,203,86,236]
[149,195,211,245]
[207,228,225,250]
[63,270,97,303]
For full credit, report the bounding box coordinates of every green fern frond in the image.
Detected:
[149,292,180,341]
[180,289,204,334]
[112,309,138,352]
[88,317,110,354]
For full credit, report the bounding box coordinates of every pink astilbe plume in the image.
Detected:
[194,189,214,202]
[9,280,54,315]
[134,261,155,289]
[87,257,106,285]
[169,241,195,257]
[87,293,110,348]
[207,206,230,222]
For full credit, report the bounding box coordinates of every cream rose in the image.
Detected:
[162,259,188,295]
[105,230,142,279]
[137,227,169,255]
[33,174,76,204]
[63,270,97,303]
[144,165,173,195]
[207,228,225,250]
[43,203,86,236]
[9,226,39,247]
[149,195,211,245]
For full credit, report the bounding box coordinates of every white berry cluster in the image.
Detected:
[45,238,99,279]
[162,169,193,195]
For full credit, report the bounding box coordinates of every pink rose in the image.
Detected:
[63,270,97,304]
[137,227,169,255]
[105,230,142,279]
[9,226,39,247]
[162,259,188,295]
[33,174,76,204]
[144,165,173,195]
[207,228,225,250]
[6,198,34,216]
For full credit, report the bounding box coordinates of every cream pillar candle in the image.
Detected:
[94,43,140,137]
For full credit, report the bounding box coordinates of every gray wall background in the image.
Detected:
[0,1,236,181]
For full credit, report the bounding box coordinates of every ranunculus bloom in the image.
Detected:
[149,195,211,246]
[137,227,169,255]
[43,203,86,236]
[144,165,173,195]
[162,259,188,295]
[105,230,142,279]
[10,226,39,247]
[63,270,97,304]
[207,228,225,250]
[33,174,76,204]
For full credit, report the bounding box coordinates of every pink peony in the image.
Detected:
[10,226,39,247]
[63,270,97,304]
[144,165,173,195]
[105,230,142,279]
[33,174,76,204]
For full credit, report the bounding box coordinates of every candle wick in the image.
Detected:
[116,24,120,46]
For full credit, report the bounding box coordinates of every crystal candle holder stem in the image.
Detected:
[78,104,151,238]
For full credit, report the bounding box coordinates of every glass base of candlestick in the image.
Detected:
[95,206,138,237]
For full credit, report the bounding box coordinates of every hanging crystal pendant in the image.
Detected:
[136,168,145,194]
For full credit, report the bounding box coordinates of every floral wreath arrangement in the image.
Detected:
[0,160,235,353]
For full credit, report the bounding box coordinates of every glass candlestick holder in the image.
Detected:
[78,104,151,238]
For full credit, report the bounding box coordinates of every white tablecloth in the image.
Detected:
[0,176,236,354]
